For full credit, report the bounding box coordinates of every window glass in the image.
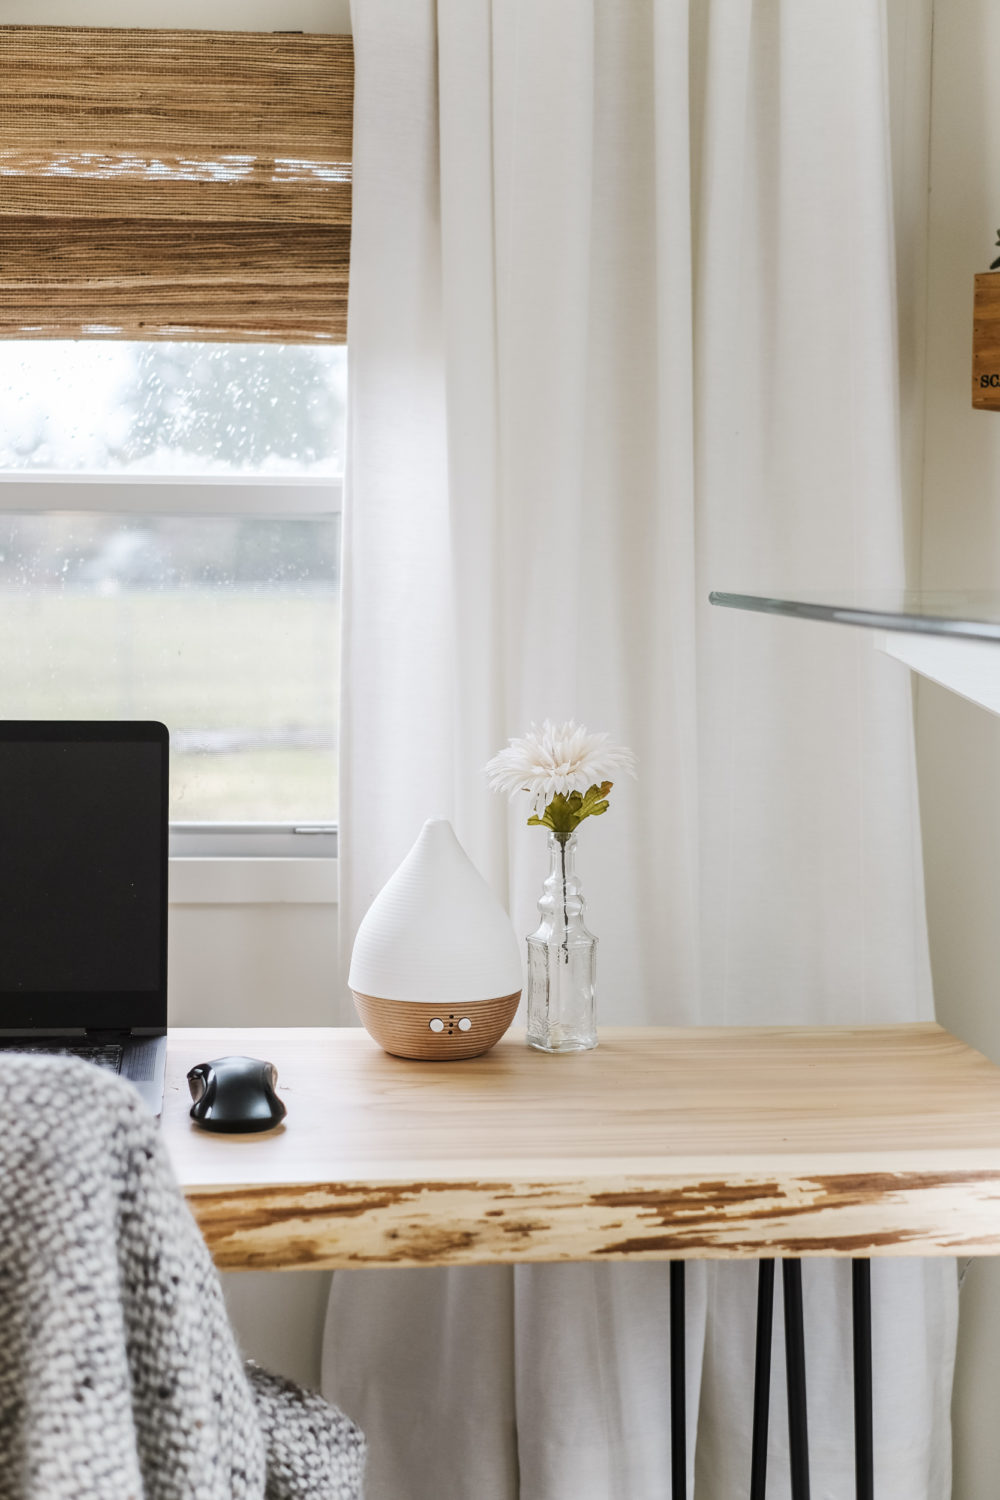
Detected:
[0,341,345,476]
[0,340,343,828]
[0,513,339,821]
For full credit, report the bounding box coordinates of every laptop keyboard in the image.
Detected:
[2,1043,124,1074]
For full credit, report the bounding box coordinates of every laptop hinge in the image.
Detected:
[85,1028,128,1042]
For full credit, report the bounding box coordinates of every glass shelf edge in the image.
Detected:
[708,592,1000,644]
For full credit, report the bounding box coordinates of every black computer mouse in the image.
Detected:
[187,1055,287,1133]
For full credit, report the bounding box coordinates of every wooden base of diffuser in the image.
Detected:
[352,990,521,1060]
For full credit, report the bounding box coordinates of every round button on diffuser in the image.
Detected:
[428,1018,445,1033]
[458,1018,472,1032]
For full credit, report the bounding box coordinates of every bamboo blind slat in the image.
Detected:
[0,26,353,343]
[0,220,349,343]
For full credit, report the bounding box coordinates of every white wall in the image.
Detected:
[0,1,350,29]
[169,904,341,1030]
[917,2,1000,1495]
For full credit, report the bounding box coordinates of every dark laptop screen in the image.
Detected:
[0,723,168,1031]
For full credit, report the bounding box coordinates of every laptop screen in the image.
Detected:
[0,722,168,1032]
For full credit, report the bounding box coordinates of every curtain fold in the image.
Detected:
[326,1,957,1494]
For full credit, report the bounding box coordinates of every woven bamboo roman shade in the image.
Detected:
[0,26,353,343]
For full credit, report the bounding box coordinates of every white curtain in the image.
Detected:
[324,2,957,1495]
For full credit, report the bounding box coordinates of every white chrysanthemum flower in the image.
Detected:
[484,719,637,814]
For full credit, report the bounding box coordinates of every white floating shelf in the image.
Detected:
[877,632,1000,717]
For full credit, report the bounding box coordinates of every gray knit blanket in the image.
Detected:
[0,1055,365,1500]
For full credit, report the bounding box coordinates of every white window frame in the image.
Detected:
[0,473,341,899]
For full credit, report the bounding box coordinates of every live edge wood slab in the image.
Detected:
[162,1024,1000,1272]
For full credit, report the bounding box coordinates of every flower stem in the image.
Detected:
[558,831,569,960]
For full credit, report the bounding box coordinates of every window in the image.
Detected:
[0,341,345,478]
[0,339,344,857]
[0,26,353,865]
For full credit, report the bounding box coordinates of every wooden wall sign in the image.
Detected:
[973,272,1000,408]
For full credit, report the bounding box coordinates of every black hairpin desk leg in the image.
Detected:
[670,1260,686,1498]
[750,1259,775,1499]
[853,1260,874,1500]
[783,1260,811,1500]
[749,1259,870,1498]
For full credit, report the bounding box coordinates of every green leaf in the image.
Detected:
[528,781,615,835]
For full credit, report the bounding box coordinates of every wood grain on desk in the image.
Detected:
[163,1024,1000,1270]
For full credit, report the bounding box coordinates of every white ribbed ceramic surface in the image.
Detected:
[348,819,522,1004]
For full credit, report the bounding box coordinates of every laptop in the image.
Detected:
[0,721,169,1114]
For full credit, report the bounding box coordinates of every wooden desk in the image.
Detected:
[163,1022,1000,1273]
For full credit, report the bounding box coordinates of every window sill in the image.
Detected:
[168,857,338,905]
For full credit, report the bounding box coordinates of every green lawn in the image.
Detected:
[0,590,339,821]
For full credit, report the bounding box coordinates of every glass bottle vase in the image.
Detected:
[525,830,598,1052]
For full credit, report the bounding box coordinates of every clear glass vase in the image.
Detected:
[525,830,598,1052]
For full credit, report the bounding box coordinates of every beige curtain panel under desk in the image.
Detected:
[0,26,353,343]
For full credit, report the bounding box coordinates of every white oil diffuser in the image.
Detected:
[349,818,522,1060]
